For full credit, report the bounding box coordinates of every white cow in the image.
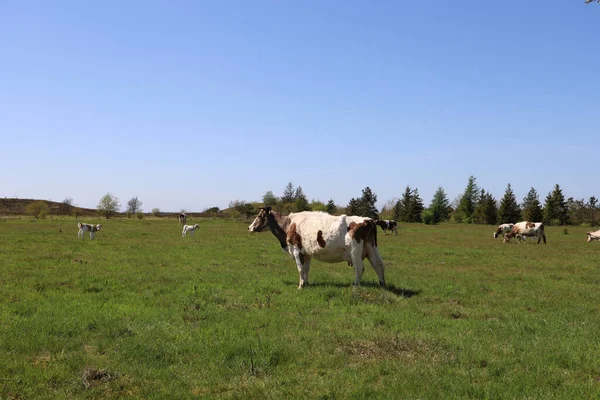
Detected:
[248,207,386,289]
[182,224,200,237]
[494,223,514,239]
[78,222,102,240]
[503,221,546,244]
[586,229,600,242]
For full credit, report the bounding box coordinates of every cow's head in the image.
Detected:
[493,227,503,239]
[95,224,103,231]
[586,232,599,243]
[248,207,271,232]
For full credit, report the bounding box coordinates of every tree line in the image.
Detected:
[236,178,600,226]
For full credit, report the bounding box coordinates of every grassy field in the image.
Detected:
[1,217,600,399]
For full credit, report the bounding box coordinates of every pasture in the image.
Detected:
[1,218,600,399]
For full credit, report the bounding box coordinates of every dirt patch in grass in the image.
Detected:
[82,367,113,389]
[340,334,448,364]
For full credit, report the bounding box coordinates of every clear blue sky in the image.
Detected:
[1,1,599,212]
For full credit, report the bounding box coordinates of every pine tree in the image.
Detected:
[429,186,451,224]
[497,184,521,223]
[325,199,337,215]
[473,189,498,224]
[521,187,543,222]
[281,182,295,203]
[295,192,311,212]
[358,187,379,219]
[294,186,305,202]
[396,186,413,222]
[457,176,480,223]
[346,198,360,216]
[409,188,425,222]
[543,184,568,225]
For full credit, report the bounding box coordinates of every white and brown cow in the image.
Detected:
[248,207,386,289]
[503,221,546,244]
[586,229,600,242]
[178,213,187,226]
[494,223,514,239]
[376,219,398,235]
[78,222,102,240]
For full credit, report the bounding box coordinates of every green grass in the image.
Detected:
[1,218,600,399]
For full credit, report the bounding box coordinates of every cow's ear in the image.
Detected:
[266,206,272,214]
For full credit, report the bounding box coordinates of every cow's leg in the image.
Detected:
[350,243,365,285]
[365,245,386,287]
[90,231,94,240]
[292,248,307,289]
[301,256,311,287]
[542,234,547,244]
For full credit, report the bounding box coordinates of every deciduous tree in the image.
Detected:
[126,196,143,214]
[97,193,121,220]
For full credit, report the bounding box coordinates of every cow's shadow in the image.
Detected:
[282,280,421,298]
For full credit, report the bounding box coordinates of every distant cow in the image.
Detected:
[78,222,102,240]
[178,213,187,226]
[504,222,546,244]
[182,224,200,237]
[248,207,386,289]
[586,229,600,242]
[376,220,398,235]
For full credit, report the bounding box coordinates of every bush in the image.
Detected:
[126,211,133,219]
[26,201,48,220]
[421,209,434,225]
[136,211,144,220]
[152,208,161,217]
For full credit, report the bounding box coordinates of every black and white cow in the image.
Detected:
[178,213,187,226]
[376,220,398,235]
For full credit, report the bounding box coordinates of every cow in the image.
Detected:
[78,222,102,240]
[248,207,386,289]
[178,213,187,226]
[376,219,398,235]
[494,223,514,239]
[586,229,600,242]
[182,224,200,237]
[503,221,546,244]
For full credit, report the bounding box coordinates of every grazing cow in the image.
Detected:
[376,220,398,235]
[248,207,386,289]
[503,221,546,244]
[586,229,600,242]
[182,224,200,237]
[494,223,514,239]
[78,222,102,240]
[178,213,187,226]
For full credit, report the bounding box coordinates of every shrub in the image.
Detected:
[152,208,161,217]
[26,201,48,220]
[136,211,144,220]
[421,209,434,225]
[126,211,133,219]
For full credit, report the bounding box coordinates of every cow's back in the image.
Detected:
[289,212,348,257]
